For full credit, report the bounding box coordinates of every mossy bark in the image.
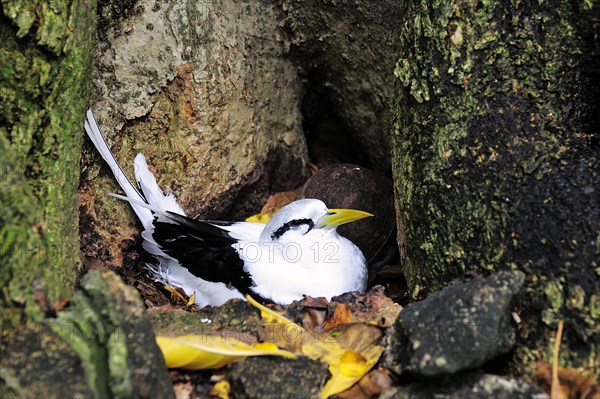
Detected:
[392,0,599,375]
[0,0,95,338]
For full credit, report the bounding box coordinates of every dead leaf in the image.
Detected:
[247,295,305,353]
[318,344,384,399]
[261,188,302,212]
[305,296,330,308]
[336,367,393,399]
[536,362,600,399]
[323,303,353,331]
[302,324,384,399]
[303,308,328,332]
[173,381,194,399]
[246,295,385,399]
[156,335,296,370]
[245,187,302,223]
[302,296,331,331]
[337,286,402,328]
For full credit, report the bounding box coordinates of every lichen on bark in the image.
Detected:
[0,0,96,336]
[392,0,599,375]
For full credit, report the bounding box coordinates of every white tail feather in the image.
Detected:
[133,153,186,217]
[84,109,184,229]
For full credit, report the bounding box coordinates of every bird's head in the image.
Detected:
[260,198,373,242]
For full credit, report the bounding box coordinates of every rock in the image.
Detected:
[384,271,525,377]
[53,270,174,398]
[301,164,397,267]
[228,356,327,399]
[0,324,93,398]
[148,299,261,339]
[1,270,174,398]
[380,373,548,399]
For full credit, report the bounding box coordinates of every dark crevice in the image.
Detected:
[301,68,372,169]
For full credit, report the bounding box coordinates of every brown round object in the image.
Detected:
[301,164,396,266]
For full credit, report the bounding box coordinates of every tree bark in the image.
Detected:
[392,0,599,373]
[1,0,95,335]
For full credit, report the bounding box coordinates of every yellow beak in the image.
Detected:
[316,208,373,229]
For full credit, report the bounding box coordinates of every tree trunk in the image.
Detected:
[392,0,599,373]
[1,0,95,336]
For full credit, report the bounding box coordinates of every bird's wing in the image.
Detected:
[143,211,257,296]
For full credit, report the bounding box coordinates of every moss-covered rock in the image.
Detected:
[0,324,93,399]
[149,299,261,338]
[384,271,524,377]
[51,269,174,398]
[1,269,173,397]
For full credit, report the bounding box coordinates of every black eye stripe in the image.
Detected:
[271,218,315,240]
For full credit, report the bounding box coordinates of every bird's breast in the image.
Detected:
[237,233,367,304]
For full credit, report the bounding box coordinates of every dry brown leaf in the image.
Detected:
[304,296,330,308]
[245,187,302,223]
[338,286,403,328]
[536,362,600,399]
[302,296,331,331]
[173,381,194,399]
[323,303,354,331]
[246,295,384,399]
[334,323,382,354]
[261,187,303,214]
[303,307,328,331]
[336,367,393,399]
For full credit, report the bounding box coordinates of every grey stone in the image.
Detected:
[0,324,93,399]
[384,271,525,377]
[228,356,327,399]
[148,299,261,338]
[52,270,174,398]
[380,373,548,399]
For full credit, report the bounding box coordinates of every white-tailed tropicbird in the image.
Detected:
[84,109,371,307]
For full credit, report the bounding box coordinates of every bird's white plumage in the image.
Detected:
[84,109,369,307]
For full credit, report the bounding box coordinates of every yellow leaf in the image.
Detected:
[246,295,305,352]
[301,324,384,399]
[301,331,344,365]
[156,335,296,370]
[246,295,384,399]
[210,380,231,399]
[245,211,273,223]
[339,351,368,378]
[187,291,196,307]
[320,346,384,399]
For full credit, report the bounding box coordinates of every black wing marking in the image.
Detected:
[270,218,315,240]
[150,211,255,295]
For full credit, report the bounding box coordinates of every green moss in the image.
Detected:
[1,0,96,337]
[392,0,599,376]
